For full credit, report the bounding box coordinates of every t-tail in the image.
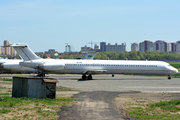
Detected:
[83,51,98,60]
[10,43,41,61]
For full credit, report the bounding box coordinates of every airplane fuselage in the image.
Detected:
[19,59,178,75]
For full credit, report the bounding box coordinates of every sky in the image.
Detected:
[0,0,180,52]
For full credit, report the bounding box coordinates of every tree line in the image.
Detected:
[94,51,180,60]
[28,50,180,60]
[58,51,180,60]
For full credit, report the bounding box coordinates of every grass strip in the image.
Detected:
[128,73,180,78]
[170,64,180,69]
[0,96,74,119]
[56,86,79,91]
[0,93,11,96]
[127,100,180,120]
[2,78,13,82]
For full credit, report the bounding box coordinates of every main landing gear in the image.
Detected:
[36,72,45,77]
[168,75,171,80]
[82,74,92,80]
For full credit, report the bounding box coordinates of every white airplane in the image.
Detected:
[10,43,178,80]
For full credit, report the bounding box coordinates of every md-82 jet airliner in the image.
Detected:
[10,43,178,80]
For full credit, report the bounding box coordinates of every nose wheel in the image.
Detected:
[168,75,171,80]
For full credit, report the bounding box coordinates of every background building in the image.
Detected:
[106,43,126,52]
[81,45,93,52]
[0,46,4,55]
[155,40,167,52]
[65,45,72,52]
[146,41,154,52]
[45,49,58,54]
[167,43,171,52]
[171,43,176,53]
[100,42,106,52]
[131,43,139,51]
[3,40,17,56]
[176,41,180,53]
[139,42,145,52]
[4,40,11,55]
[139,40,169,52]
[94,44,100,51]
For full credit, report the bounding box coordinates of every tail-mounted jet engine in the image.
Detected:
[37,63,65,71]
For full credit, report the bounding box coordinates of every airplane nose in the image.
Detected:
[173,69,178,73]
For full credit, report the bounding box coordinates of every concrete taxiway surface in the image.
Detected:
[48,74,180,93]
[1,74,180,93]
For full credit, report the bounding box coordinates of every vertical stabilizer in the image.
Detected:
[10,43,41,61]
[83,51,98,60]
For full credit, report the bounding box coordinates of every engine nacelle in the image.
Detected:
[38,63,65,71]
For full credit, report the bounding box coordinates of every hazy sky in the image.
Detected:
[0,0,180,52]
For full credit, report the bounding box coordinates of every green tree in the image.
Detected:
[51,54,56,59]
[43,54,48,58]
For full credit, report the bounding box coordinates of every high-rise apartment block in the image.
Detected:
[106,43,126,52]
[100,42,106,52]
[2,40,17,56]
[167,43,172,52]
[131,43,139,51]
[171,43,176,53]
[139,42,145,52]
[155,40,167,52]
[139,40,155,52]
[176,41,180,53]
[139,40,168,52]
[4,40,10,55]
[65,45,72,52]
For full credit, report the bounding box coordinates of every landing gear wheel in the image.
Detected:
[82,74,86,80]
[88,75,92,80]
[168,75,171,80]
[37,72,45,77]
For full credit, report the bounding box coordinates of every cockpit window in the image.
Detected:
[168,64,171,66]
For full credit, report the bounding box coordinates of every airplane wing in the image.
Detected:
[82,70,107,74]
